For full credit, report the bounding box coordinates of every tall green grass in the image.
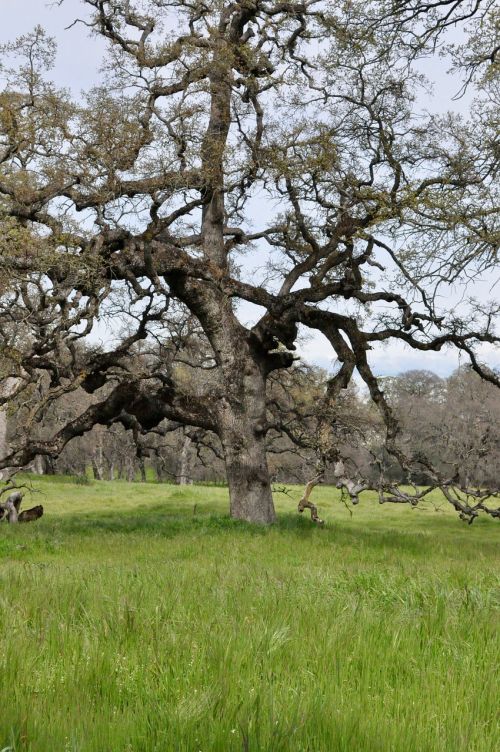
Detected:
[0,477,498,751]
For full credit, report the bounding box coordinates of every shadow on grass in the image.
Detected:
[0,491,498,559]
[3,502,494,561]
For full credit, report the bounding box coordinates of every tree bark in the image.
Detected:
[127,459,135,482]
[223,428,276,524]
[218,366,276,525]
[91,456,104,481]
[139,456,147,483]
[30,455,45,475]
[178,435,192,485]
[0,378,18,481]
[0,409,8,481]
[43,456,57,475]
[153,454,165,482]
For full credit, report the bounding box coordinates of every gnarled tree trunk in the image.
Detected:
[218,365,276,525]
[0,377,18,481]
[223,429,276,524]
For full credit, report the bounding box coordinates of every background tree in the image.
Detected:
[0,1,498,523]
[382,367,500,487]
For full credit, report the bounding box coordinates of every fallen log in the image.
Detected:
[19,505,44,522]
[0,491,43,524]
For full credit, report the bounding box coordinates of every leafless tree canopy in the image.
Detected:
[0,0,498,523]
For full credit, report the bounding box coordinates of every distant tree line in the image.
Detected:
[3,359,497,490]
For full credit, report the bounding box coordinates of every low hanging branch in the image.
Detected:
[296,427,500,527]
[298,474,325,526]
[0,490,44,524]
[293,354,500,527]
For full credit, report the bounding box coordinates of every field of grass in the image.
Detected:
[0,476,498,752]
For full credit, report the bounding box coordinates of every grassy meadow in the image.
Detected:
[0,476,498,752]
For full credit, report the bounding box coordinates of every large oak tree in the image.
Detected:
[0,0,498,523]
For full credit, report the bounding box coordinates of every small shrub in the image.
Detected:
[73,474,92,486]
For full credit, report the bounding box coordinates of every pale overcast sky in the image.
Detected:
[1,1,498,378]
[1,0,104,92]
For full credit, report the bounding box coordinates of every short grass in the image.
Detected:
[0,476,498,752]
